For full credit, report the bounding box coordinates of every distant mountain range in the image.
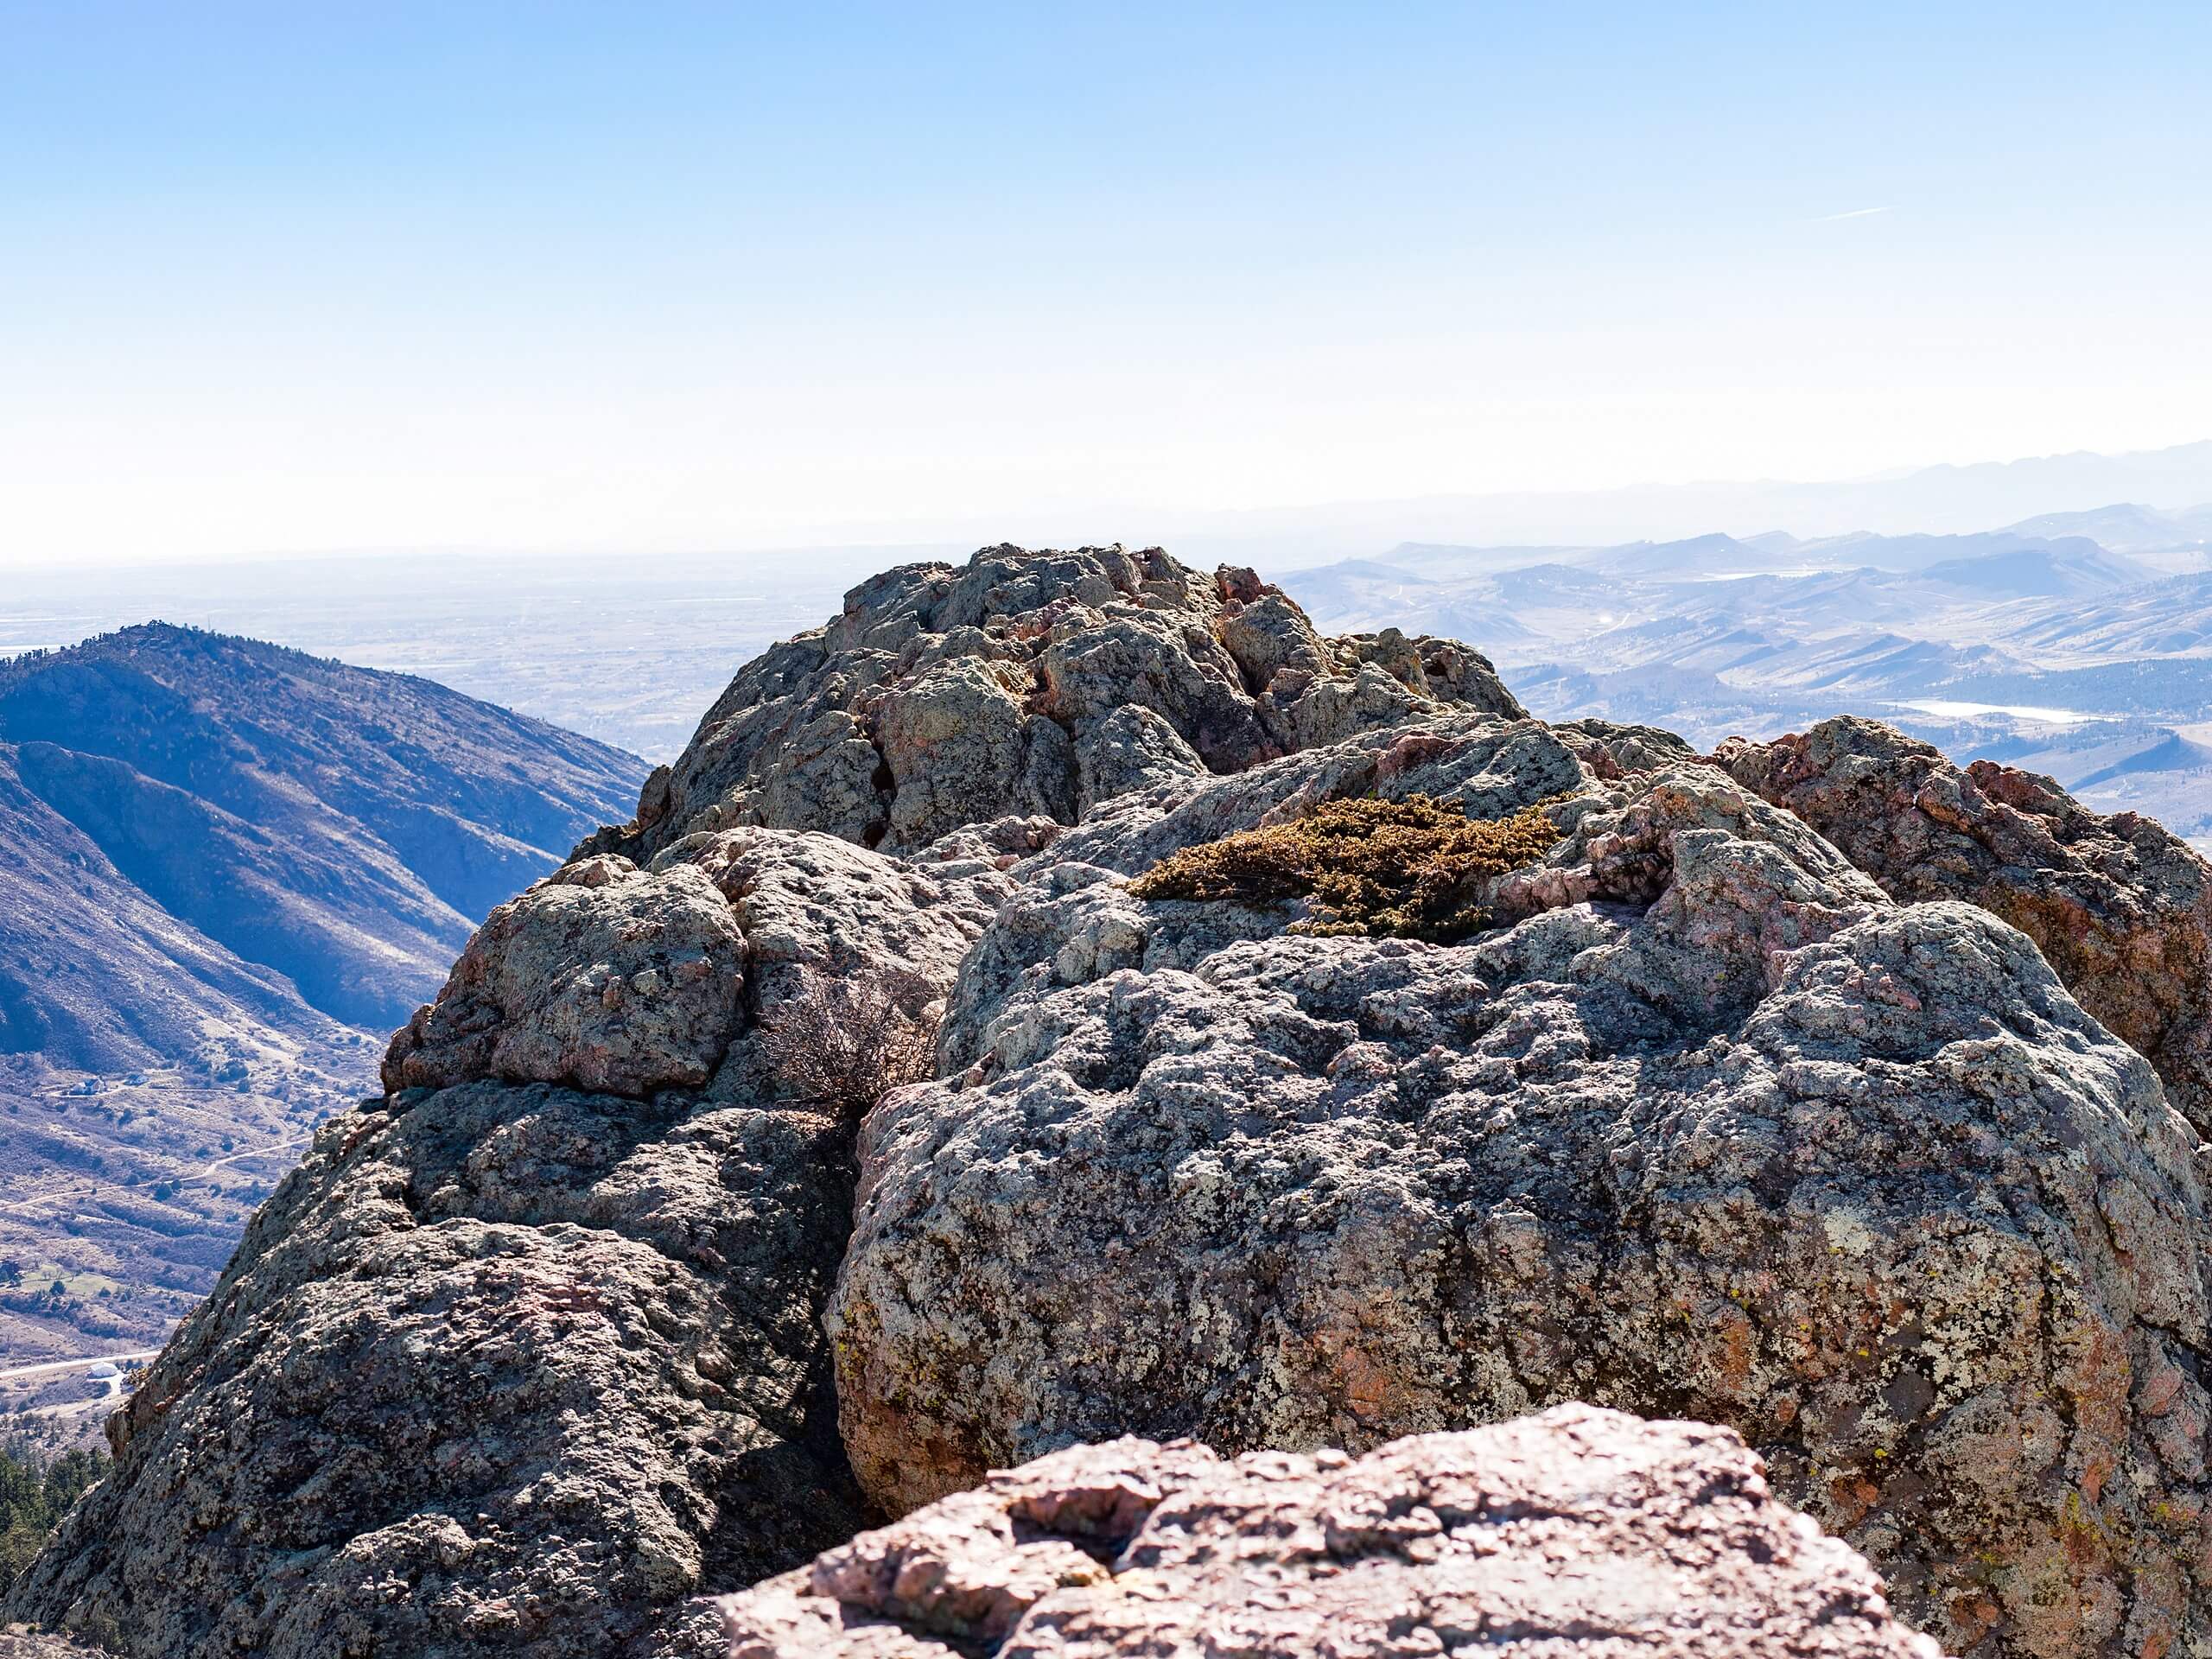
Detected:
[0,625,646,1363]
[1138,442,2212,569]
[1279,500,2212,854]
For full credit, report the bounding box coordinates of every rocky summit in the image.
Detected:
[14,545,2212,1659]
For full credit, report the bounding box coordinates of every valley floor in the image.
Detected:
[0,1050,369,1374]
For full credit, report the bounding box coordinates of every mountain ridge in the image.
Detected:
[0,622,648,1029]
[0,623,650,1367]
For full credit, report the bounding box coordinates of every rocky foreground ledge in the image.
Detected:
[13,546,2212,1659]
[721,1405,1942,1659]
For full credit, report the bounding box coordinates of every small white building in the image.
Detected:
[86,1361,119,1380]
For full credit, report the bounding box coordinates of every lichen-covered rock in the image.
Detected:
[383,830,1013,1102]
[12,829,1017,1659]
[832,723,2212,1658]
[652,826,1011,1017]
[8,1082,861,1659]
[581,545,1523,862]
[1717,715,2212,1133]
[28,549,2212,1659]
[719,1405,1944,1659]
[1554,715,1705,779]
[382,855,748,1096]
[1071,704,1204,811]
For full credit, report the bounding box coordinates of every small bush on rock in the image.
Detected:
[760,965,941,1117]
[1129,793,1561,941]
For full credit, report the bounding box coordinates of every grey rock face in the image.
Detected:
[719,1405,1943,1659]
[832,726,2212,1659]
[11,1081,861,1659]
[654,826,1011,1015]
[23,552,2212,1659]
[1070,704,1204,813]
[582,545,1524,862]
[11,829,1015,1659]
[1717,715,2212,1135]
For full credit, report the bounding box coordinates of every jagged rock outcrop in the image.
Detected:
[719,1405,1944,1659]
[9,829,1017,1659]
[581,545,1523,862]
[18,549,2212,1659]
[832,715,2212,1658]
[1716,716,2212,1133]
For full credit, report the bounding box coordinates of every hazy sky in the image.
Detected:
[3,3,2209,568]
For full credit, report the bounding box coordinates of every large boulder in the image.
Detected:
[9,830,1016,1659]
[20,550,2212,1659]
[381,855,749,1096]
[10,1084,861,1659]
[719,1404,1943,1659]
[582,545,1524,862]
[830,716,2212,1659]
[1716,716,2212,1134]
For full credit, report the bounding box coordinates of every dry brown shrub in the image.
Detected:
[1129,792,1562,942]
[760,965,941,1118]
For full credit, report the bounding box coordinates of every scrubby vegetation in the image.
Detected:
[1130,793,1562,941]
[760,965,941,1120]
[0,1440,105,1589]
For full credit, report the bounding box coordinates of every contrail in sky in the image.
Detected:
[1812,206,1894,222]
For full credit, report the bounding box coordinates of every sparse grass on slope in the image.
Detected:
[1130,793,1561,942]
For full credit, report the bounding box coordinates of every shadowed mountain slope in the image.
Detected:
[0,743,320,1074]
[0,625,649,1030]
[0,626,650,1365]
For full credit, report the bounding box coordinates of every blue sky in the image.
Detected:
[3,3,2207,565]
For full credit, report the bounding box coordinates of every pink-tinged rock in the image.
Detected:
[720,1404,1947,1659]
[1717,715,2212,1133]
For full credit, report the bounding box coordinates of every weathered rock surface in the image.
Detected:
[582,545,1523,862]
[1717,715,2212,1134]
[833,715,2212,1658]
[382,827,1010,1102]
[382,855,750,1096]
[10,829,1014,1659]
[21,549,2212,1659]
[14,1081,861,1659]
[720,1405,1942,1659]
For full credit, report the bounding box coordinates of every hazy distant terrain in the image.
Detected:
[1281,503,2212,850]
[1135,441,2212,571]
[0,628,645,1364]
[0,550,925,762]
[8,442,2212,760]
